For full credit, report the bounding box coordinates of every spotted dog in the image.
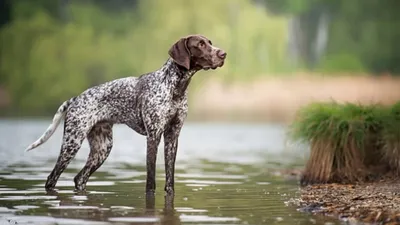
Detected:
[26,34,227,195]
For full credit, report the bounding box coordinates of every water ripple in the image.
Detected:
[0,121,340,225]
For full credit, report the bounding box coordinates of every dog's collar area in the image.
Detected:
[165,58,198,77]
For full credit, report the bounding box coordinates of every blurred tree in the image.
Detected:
[0,0,11,85]
[260,0,400,74]
[11,0,61,19]
[7,0,138,23]
[0,0,11,28]
[89,0,138,12]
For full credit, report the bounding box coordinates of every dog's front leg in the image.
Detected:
[145,133,162,195]
[163,117,184,196]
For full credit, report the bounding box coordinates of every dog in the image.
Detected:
[25,34,226,195]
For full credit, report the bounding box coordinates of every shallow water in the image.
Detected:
[0,120,341,225]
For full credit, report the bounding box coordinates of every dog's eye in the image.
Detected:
[199,41,206,48]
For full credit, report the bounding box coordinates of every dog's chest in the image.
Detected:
[161,96,187,119]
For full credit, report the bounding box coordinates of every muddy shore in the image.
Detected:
[285,175,400,225]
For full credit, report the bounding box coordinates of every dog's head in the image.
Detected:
[168,34,227,71]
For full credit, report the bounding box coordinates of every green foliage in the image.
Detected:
[326,0,400,74]
[260,0,400,74]
[290,102,381,144]
[2,0,400,115]
[289,102,400,184]
[0,0,289,115]
[11,0,60,19]
[316,53,366,74]
[262,0,335,15]
[0,8,137,113]
[381,102,400,173]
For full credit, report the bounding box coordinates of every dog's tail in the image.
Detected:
[25,98,75,152]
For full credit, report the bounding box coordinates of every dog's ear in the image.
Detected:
[168,37,191,70]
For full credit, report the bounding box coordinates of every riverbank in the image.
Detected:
[287,175,400,225]
[283,97,400,224]
[276,167,400,224]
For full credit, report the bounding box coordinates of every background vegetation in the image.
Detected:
[0,0,399,116]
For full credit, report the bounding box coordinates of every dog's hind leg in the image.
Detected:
[74,122,113,192]
[45,119,86,192]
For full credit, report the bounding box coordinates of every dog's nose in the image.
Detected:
[217,49,227,59]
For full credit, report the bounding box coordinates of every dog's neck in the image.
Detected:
[158,58,199,99]
[160,58,198,78]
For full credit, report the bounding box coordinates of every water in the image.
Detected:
[0,120,340,225]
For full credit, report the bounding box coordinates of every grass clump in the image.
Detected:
[289,101,400,185]
[381,102,400,174]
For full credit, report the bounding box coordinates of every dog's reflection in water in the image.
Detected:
[46,190,181,225]
[145,194,181,225]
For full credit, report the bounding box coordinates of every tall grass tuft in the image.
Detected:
[381,102,400,174]
[289,101,397,185]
